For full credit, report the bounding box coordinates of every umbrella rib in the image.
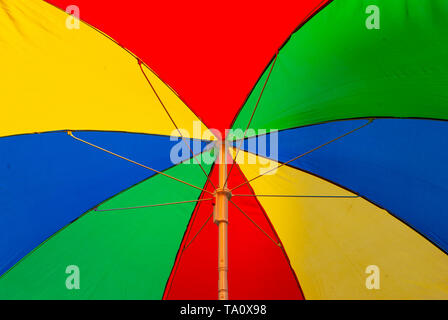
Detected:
[225,52,278,187]
[67,131,213,195]
[230,119,374,192]
[230,199,281,247]
[182,211,214,252]
[232,194,360,198]
[138,61,217,190]
[94,198,213,212]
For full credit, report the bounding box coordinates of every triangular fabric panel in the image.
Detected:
[232,0,448,135]
[0,0,208,138]
[0,131,208,276]
[235,150,448,299]
[0,158,212,299]
[238,119,448,254]
[45,0,330,133]
[164,162,303,300]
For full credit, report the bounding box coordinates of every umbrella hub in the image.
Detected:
[213,187,232,199]
[213,187,231,224]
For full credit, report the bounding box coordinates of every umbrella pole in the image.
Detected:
[214,139,230,300]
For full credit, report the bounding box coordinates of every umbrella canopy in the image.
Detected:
[1,0,448,299]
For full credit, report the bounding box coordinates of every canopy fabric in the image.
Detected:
[1,0,448,300]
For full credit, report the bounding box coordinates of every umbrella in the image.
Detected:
[1,0,448,300]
